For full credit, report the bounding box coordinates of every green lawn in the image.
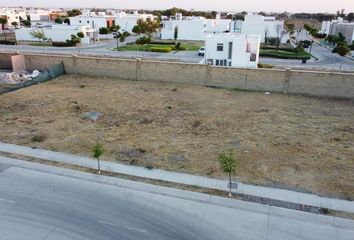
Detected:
[117,42,202,52]
[28,42,52,47]
[260,48,311,59]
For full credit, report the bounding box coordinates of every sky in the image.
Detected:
[1,0,354,13]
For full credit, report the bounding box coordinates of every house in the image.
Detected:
[321,18,354,44]
[69,12,116,30]
[204,33,260,68]
[161,13,231,41]
[231,14,287,43]
[113,11,155,33]
[28,9,51,27]
[15,24,96,44]
[0,8,27,27]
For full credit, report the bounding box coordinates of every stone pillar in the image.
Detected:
[136,58,142,81]
[283,68,291,94]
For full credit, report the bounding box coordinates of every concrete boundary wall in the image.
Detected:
[2,52,353,99]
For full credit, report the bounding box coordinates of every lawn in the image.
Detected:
[260,48,311,59]
[0,75,353,200]
[117,42,202,52]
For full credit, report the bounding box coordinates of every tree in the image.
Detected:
[332,42,350,69]
[174,26,178,45]
[67,9,82,17]
[92,138,104,175]
[264,26,269,45]
[350,41,354,51]
[55,18,63,24]
[30,30,47,41]
[67,34,81,46]
[77,31,84,38]
[11,22,18,27]
[132,19,160,38]
[21,19,31,27]
[218,150,237,197]
[63,18,70,25]
[0,17,8,41]
[275,23,286,51]
[119,31,130,42]
[346,12,354,22]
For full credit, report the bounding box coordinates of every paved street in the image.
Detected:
[0,38,204,63]
[0,161,354,240]
[261,31,354,71]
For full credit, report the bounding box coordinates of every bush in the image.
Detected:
[257,63,274,68]
[0,40,16,45]
[52,41,75,47]
[150,41,177,45]
[314,33,326,39]
[136,36,151,45]
[150,47,173,53]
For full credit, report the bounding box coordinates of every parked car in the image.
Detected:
[198,47,205,56]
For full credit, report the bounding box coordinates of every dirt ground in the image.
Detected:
[0,75,353,199]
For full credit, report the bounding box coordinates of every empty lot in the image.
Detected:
[0,75,353,199]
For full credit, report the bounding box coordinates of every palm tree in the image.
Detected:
[0,17,8,42]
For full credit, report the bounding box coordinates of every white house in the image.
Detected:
[113,11,155,33]
[231,14,287,43]
[204,33,260,68]
[0,8,27,26]
[69,14,115,30]
[161,13,231,41]
[15,24,95,44]
[320,18,354,44]
[27,9,51,27]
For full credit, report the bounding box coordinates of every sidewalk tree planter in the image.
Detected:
[218,150,237,197]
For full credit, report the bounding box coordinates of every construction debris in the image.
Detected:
[0,70,41,85]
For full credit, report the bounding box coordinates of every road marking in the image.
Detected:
[98,220,116,226]
[0,198,16,203]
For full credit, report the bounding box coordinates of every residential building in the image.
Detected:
[231,14,287,43]
[0,8,27,27]
[113,11,154,33]
[204,33,260,68]
[161,13,231,41]
[28,9,51,27]
[15,24,96,44]
[69,13,116,30]
[321,18,354,44]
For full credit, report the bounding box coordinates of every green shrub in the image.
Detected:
[257,63,274,68]
[0,40,16,45]
[52,41,75,47]
[136,36,151,45]
[150,41,177,45]
[150,47,173,53]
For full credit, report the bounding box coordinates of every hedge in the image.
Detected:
[52,41,76,47]
[0,40,16,45]
[151,41,179,45]
[150,47,173,53]
[260,53,311,60]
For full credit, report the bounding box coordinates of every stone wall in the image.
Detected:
[2,52,353,99]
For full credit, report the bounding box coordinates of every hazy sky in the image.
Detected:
[1,0,353,13]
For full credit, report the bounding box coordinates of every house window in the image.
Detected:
[79,20,81,23]
[87,21,89,24]
[217,43,223,51]
[216,59,220,66]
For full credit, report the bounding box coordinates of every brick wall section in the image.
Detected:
[2,52,352,99]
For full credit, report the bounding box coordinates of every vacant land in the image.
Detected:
[0,76,353,199]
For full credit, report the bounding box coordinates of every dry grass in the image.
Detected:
[0,75,353,199]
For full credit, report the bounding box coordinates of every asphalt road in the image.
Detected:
[0,162,353,240]
[0,39,204,63]
[261,31,354,71]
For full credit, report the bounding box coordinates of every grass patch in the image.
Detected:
[28,42,52,47]
[260,48,311,59]
[117,42,201,52]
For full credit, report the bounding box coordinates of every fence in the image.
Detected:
[0,62,65,94]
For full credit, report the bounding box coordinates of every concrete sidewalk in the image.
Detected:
[0,142,353,213]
